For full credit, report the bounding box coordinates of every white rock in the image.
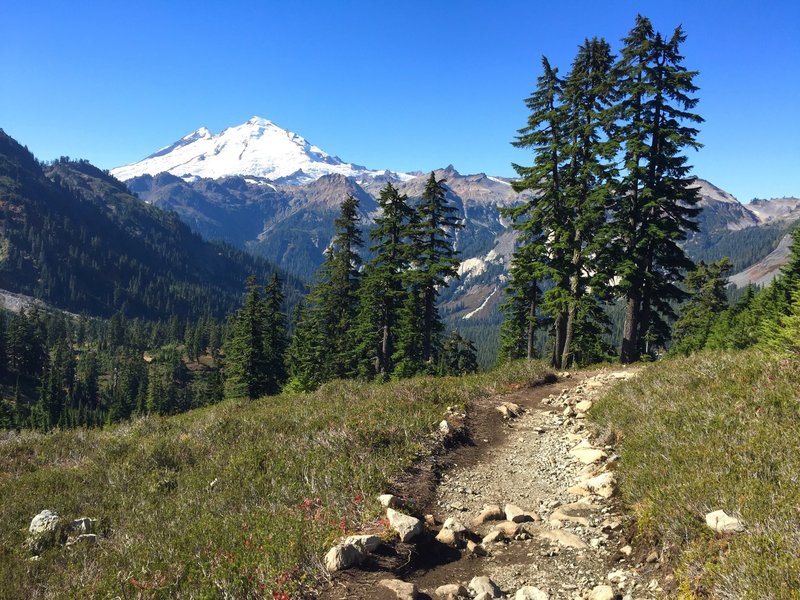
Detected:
[570,446,607,465]
[435,583,469,598]
[379,578,418,599]
[538,529,588,549]
[343,534,382,553]
[469,576,503,598]
[29,510,60,535]
[442,517,466,532]
[65,533,97,547]
[324,543,365,572]
[439,419,453,435]
[705,510,744,533]
[69,517,96,534]
[387,508,423,542]
[505,503,535,523]
[379,494,401,508]
[588,585,614,600]
[515,585,549,600]
[575,399,593,412]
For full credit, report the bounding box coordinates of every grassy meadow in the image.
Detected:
[592,350,800,599]
[0,360,551,599]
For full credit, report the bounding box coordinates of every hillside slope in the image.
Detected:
[0,130,299,319]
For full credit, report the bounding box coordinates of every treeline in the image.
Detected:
[500,15,702,367]
[0,307,225,429]
[670,228,800,356]
[223,176,477,396]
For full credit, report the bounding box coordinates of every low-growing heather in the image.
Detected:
[592,350,800,599]
[0,359,550,599]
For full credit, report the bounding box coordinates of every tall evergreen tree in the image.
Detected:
[395,174,462,375]
[223,277,270,399]
[505,56,566,366]
[612,15,703,362]
[354,183,415,378]
[263,272,288,394]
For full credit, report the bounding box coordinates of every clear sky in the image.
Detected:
[2,1,798,201]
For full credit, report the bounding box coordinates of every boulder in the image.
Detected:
[436,517,467,546]
[482,530,505,544]
[26,510,64,555]
[705,510,744,533]
[324,543,365,572]
[515,586,549,600]
[378,578,418,600]
[469,576,503,598]
[68,517,96,534]
[387,508,422,542]
[575,399,593,413]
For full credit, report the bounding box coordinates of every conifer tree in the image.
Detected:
[263,272,288,394]
[670,258,732,355]
[223,277,270,399]
[354,183,415,378]
[439,331,478,375]
[505,56,566,366]
[395,174,462,375]
[613,15,703,362]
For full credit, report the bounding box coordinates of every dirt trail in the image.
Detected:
[319,369,671,600]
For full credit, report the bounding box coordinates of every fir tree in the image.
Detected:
[439,331,478,375]
[262,272,288,394]
[612,15,703,362]
[395,173,462,375]
[223,277,270,399]
[669,258,732,355]
[354,183,415,378]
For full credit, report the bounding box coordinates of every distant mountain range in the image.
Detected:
[110,117,799,329]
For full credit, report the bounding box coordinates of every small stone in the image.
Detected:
[387,508,422,542]
[424,514,437,527]
[505,503,536,523]
[515,586,548,600]
[646,550,659,563]
[467,539,488,556]
[538,529,588,549]
[549,501,596,527]
[473,504,504,526]
[588,585,614,600]
[493,521,522,536]
[705,510,744,533]
[482,530,505,544]
[65,533,97,547]
[440,419,453,435]
[575,399,593,412]
[584,472,616,498]
[435,583,469,599]
[570,446,607,465]
[619,545,632,556]
[379,494,401,508]
[379,578,418,600]
[469,576,502,598]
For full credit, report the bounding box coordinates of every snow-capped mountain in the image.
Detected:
[111,116,412,185]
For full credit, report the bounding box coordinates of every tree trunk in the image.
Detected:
[380,322,390,376]
[561,302,576,369]
[551,314,566,369]
[620,291,641,364]
[526,298,536,360]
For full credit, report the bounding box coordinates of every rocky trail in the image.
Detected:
[317,368,676,600]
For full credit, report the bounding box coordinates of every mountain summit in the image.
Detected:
[111,116,409,184]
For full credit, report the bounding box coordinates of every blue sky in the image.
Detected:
[2,1,798,201]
